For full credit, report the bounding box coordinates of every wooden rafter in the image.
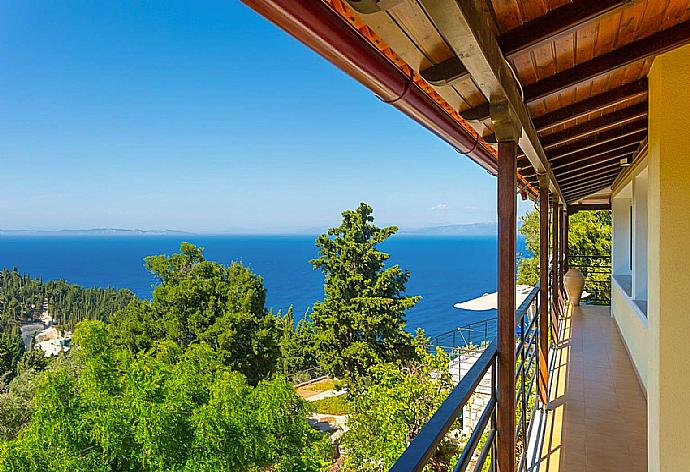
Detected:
[497,0,628,56]
[420,56,468,86]
[419,0,629,85]
[520,142,639,180]
[551,143,639,171]
[418,0,563,201]
[565,185,616,202]
[550,134,645,164]
[523,20,690,103]
[555,154,632,179]
[557,163,624,184]
[568,203,611,214]
[563,177,618,199]
[482,80,647,139]
[541,105,647,149]
[559,167,622,187]
[546,124,647,160]
[533,79,647,130]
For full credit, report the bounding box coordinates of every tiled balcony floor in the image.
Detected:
[539,304,647,472]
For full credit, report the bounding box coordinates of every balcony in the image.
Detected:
[539,304,647,472]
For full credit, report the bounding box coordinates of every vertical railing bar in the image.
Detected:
[472,428,496,472]
[490,358,497,472]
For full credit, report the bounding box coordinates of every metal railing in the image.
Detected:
[515,286,540,472]
[430,318,495,352]
[287,366,327,387]
[391,341,497,472]
[567,254,611,304]
[391,285,542,472]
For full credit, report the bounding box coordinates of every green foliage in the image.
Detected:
[0,268,134,327]
[517,208,612,301]
[110,243,284,384]
[0,370,37,441]
[0,320,333,471]
[343,345,454,471]
[312,395,349,416]
[0,321,23,381]
[311,203,420,380]
[280,311,318,375]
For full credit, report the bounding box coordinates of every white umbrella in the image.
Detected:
[454,285,535,311]
[454,285,591,311]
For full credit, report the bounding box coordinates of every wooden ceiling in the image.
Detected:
[343,0,690,203]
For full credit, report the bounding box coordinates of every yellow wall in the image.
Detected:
[611,279,648,390]
[647,43,690,472]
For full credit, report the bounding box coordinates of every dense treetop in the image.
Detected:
[310,203,420,381]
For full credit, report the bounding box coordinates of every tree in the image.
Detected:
[0,321,24,381]
[343,342,455,471]
[0,370,37,441]
[517,208,612,300]
[310,203,420,380]
[279,308,318,375]
[110,243,283,384]
[0,320,333,471]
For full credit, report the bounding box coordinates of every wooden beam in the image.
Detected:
[420,56,469,86]
[541,105,647,150]
[562,177,618,199]
[427,0,627,85]
[550,134,645,164]
[563,173,619,192]
[559,168,621,187]
[552,143,639,170]
[522,143,638,178]
[568,203,612,214]
[523,20,690,103]
[498,0,628,56]
[564,183,616,202]
[419,0,564,202]
[538,178,549,406]
[547,123,647,160]
[460,103,490,121]
[534,80,647,130]
[483,80,647,138]
[561,178,619,200]
[556,158,628,180]
[497,141,517,472]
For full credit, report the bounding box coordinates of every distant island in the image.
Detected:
[401,223,497,236]
[0,228,190,236]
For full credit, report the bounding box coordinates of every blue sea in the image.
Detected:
[0,235,526,337]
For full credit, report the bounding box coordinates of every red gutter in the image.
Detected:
[240,0,498,175]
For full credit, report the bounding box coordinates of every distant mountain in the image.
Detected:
[0,228,190,236]
[401,223,498,236]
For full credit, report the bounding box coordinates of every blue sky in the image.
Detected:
[0,0,531,233]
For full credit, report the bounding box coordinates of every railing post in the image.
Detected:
[538,175,549,406]
[551,196,561,324]
[493,99,518,472]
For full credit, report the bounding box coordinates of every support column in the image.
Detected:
[493,101,519,472]
[563,210,569,274]
[538,175,550,405]
[558,205,565,284]
[551,197,561,328]
[647,43,690,472]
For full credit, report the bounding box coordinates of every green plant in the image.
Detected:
[312,395,349,416]
[311,203,420,382]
